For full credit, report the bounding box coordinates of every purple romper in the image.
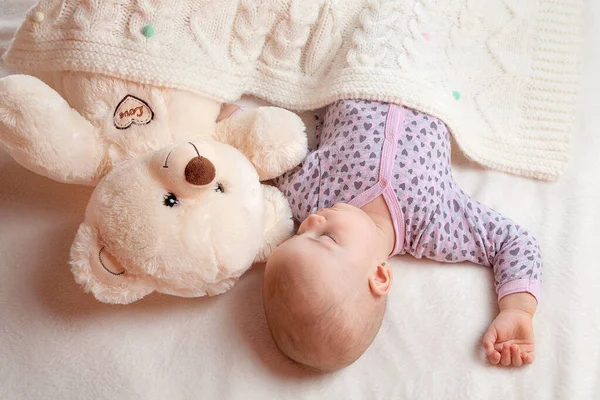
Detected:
[275,100,542,301]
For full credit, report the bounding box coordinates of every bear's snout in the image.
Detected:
[185,156,216,186]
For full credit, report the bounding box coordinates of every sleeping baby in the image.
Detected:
[261,100,541,371]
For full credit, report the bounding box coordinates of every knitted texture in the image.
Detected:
[2,0,584,181]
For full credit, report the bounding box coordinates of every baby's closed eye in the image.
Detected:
[322,233,337,243]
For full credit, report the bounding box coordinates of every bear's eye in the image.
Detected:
[163,192,179,207]
[215,183,224,193]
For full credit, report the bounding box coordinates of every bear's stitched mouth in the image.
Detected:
[98,247,126,276]
[162,142,201,169]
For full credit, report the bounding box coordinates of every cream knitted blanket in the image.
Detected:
[2,0,584,180]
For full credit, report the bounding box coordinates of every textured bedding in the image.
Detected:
[1,1,599,399]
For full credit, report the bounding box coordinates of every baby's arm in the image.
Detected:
[272,147,319,223]
[418,185,542,302]
[416,185,541,367]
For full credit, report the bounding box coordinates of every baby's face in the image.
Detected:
[267,203,383,281]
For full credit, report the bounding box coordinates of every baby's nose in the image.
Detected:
[305,213,326,227]
[184,156,216,186]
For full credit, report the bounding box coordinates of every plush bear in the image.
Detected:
[0,72,307,304]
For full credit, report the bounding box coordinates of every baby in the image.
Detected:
[262,100,541,371]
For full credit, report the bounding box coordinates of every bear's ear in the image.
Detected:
[69,223,155,304]
[254,185,295,263]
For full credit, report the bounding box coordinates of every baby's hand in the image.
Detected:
[482,293,537,367]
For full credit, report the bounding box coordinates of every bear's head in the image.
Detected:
[70,140,295,304]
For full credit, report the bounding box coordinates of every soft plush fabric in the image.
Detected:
[1,2,599,400]
[2,0,584,181]
[0,70,308,305]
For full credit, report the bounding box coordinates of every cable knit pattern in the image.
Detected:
[261,2,320,73]
[302,2,341,76]
[229,0,277,67]
[2,0,584,181]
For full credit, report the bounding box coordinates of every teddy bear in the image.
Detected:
[0,71,307,304]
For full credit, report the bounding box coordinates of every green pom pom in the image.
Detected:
[452,90,461,100]
[142,25,154,38]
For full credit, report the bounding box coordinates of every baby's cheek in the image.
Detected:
[348,228,379,266]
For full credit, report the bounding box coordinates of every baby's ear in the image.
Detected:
[368,262,393,296]
[254,185,295,263]
[69,223,155,304]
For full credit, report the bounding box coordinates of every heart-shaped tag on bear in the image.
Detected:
[113,95,154,130]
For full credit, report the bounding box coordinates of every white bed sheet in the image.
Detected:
[0,1,599,399]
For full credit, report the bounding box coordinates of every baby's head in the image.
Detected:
[262,203,393,371]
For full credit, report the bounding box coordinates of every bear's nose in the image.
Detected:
[184,156,216,186]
